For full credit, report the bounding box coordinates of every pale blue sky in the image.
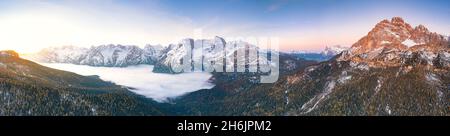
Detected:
[0,0,448,53]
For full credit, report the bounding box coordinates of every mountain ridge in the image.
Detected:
[0,50,166,115]
[170,17,449,116]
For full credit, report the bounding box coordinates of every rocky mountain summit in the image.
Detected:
[175,17,449,116]
[339,17,449,68]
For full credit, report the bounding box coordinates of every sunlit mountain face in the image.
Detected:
[0,0,449,116]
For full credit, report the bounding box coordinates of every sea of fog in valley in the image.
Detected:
[41,63,215,102]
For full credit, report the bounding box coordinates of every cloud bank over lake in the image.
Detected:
[41,63,215,102]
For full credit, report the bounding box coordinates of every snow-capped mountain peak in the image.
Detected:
[350,17,447,53]
[29,44,163,67]
[153,36,271,73]
[321,45,349,57]
[338,17,449,68]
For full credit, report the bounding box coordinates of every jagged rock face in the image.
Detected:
[29,44,164,67]
[153,36,270,73]
[144,44,164,62]
[81,45,146,67]
[349,17,447,53]
[339,17,450,68]
[353,17,411,52]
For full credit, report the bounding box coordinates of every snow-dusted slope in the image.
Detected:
[321,45,349,57]
[153,36,271,73]
[30,44,164,67]
[29,46,89,64]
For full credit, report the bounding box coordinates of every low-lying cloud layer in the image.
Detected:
[42,63,215,102]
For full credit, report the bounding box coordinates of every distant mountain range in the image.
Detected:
[27,37,346,70]
[27,37,269,73]
[288,45,349,61]
[2,17,449,116]
[28,44,164,67]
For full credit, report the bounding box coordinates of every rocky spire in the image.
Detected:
[338,17,449,67]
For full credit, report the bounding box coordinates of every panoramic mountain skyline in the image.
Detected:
[0,1,448,134]
[2,16,448,115]
[0,0,449,53]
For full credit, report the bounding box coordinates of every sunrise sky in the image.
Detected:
[0,0,449,53]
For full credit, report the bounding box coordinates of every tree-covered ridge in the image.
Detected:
[0,51,166,116]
